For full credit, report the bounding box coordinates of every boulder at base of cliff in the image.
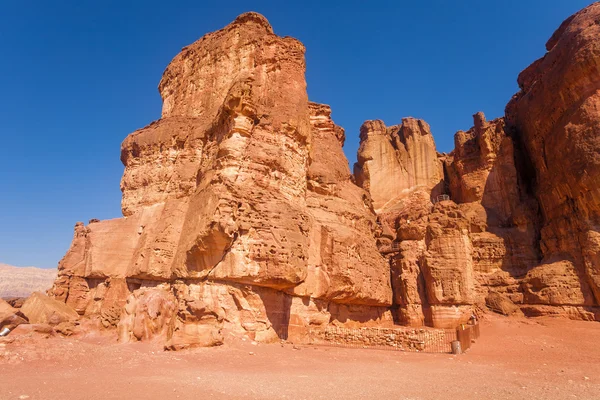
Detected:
[486,292,523,316]
[20,292,79,326]
[3,297,27,308]
[9,323,56,338]
[117,286,177,343]
[0,298,28,331]
[165,323,224,351]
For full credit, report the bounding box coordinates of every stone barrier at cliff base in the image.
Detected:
[274,322,480,354]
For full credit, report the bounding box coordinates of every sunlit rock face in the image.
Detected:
[49,4,600,344]
[50,12,393,348]
[444,113,540,312]
[355,111,534,327]
[357,3,600,326]
[505,2,600,318]
[354,118,444,213]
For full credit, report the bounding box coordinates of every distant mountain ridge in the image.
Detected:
[0,263,57,298]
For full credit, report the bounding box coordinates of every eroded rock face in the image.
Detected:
[118,284,178,343]
[505,3,600,314]
[362,3,600,326]
[445,113,540,305]
[49,5,600,343]
[20,292,79,326]
[485,292,522,317]
[0,298,28,331]
[303,102,391,306]
[50,12,392,348]
[354,118,444,212]
[386,194,475,328]
[446,113,521,224]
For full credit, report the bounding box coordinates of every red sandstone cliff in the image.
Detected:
[354,118,444,212]
[505,2,600,318]
[50,13,392,349]
[354,4,600,325]
[48,5,600,346]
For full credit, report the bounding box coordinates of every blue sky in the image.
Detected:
[0,0,594,269]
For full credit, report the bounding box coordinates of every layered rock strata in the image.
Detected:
[355,3,600,325]
[505,2,600,318]
[354,118,444,212]
[49,5,600,346]
[50,12,392,349]
[0,264,57,298]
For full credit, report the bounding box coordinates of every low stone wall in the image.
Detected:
[309,326,454,352]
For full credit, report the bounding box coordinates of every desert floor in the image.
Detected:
[0,315,598,400]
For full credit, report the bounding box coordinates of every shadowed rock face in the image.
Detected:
[48,4,600,343]
[356,3,600,327]
[50,12,392,348]
[446,113,521,223]
[505,2,600,313]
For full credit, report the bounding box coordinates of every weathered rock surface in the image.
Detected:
[485,292,522,316]
[118,284,178,343]
[446,113,521,223]
[359,3,600,326]
[47,4,600,345]
[445,113,540,303]
[50,12,392,348]
[385,193,476,328]
[8,323,57,339]
[20,292,79,326]
[505,3,600,316]
[354,118,444,212]
[0,298,28,331]
[0,263,56,298]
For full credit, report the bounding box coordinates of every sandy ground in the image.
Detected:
[0,315,599,400]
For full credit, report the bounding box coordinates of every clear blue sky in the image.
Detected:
[0,0,593,269]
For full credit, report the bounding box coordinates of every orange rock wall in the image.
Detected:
[354,119,444,212]
[50,13,392,348]
[355,3,600,325]
[505,3,600,316]
[50,5,600,346]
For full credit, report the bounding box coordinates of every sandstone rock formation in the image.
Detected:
[20,292,79,326]
[0,263,56,298]
[485,292,522,317]
[444,113,540,307]
[354,112,523,327]
[387,196,477,328]
[0,298,28,332]
[505,2,600,319]
[49,12,392,349]
[354,3,600,326]
[354,118,444,212]
[47,4,600,346]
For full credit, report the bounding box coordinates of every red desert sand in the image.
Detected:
[0,315,599,400]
